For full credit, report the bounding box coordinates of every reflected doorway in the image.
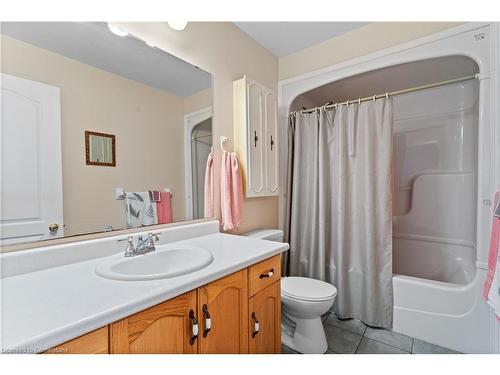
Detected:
[184,107,212,220]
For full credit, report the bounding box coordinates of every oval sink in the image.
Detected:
[95,245,213,281]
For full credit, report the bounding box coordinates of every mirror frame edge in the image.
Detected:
[0,217,217,254]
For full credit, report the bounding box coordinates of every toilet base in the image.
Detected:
[281,316,328,354]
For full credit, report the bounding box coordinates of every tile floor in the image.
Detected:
[282,312,461,354]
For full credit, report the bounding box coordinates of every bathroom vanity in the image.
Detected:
[47,255,281,354]
[1,221,288,354]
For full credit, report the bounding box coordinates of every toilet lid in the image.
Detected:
[281,277,337,302]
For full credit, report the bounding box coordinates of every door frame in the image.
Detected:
[183,106,212,220]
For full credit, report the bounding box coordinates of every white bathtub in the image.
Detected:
[392,232,489,353]
[392,231,491,353]
[393,234,476,285]
[392,269,491,353]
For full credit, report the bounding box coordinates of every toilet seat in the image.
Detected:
[281,276,337,302]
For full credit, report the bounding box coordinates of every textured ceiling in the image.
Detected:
[234,22,368,57]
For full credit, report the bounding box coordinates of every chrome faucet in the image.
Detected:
[118,232,161,257]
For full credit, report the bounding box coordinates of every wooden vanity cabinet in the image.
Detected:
[248,281,281,354]
[197,269,248,354]
[109,290,198,354]
[46,255,282,354]
[248,255,281,354]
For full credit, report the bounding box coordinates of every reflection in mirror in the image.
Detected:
[0,22,213,246]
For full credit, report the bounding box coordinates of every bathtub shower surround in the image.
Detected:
[392,79,478,285]
[278,22,499,352]
[283,99,394,328]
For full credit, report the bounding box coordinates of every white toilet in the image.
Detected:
[245,229,337,354]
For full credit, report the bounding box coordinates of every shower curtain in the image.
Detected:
[283,99,394,328]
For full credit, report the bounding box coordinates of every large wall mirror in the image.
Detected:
[1,22,213,246]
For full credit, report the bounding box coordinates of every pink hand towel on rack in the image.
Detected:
[484,191,500,319]
[156,191,173,224]
[220,151,243,231]
[204,149,214,218]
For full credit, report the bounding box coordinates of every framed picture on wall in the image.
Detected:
[85,130,116,167]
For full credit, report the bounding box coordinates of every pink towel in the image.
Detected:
[156,191,173,224]
[484,191,500,301]
[220,151,243,231]
[204,150,214,218]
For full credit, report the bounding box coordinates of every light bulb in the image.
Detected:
[107,23,129,37]
[167,21,188,31]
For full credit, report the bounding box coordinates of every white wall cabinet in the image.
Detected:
[233,76,279,197]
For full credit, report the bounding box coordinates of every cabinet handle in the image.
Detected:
[270,135,274,151]
[259,268,274,279]
[251,312,260,338]
[189,309,199,345]
[254,131,259,147]
[202,304,212,337]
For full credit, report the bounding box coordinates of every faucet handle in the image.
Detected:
[149,232,161,241]
[118,235,136,257]
[118,235,133,243]
[147,232,160,246]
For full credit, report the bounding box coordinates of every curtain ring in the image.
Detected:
[346,99,350,107]
[372,94,376,102]
[315,106,320,113]
[322,104,327,111]
[358,98,361,105]
[385,92,389,99]
[300,109,304,116]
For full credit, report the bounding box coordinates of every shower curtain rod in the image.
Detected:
[292,74,479,115]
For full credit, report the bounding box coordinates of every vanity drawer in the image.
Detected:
[248,254,281,297]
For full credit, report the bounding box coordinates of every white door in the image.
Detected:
[1,74,64,245]
[264,90,279,194]
[247,81,264,196]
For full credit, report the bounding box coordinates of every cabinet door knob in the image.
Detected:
[202,304,212,337]
[252,312,260,338]
[189,309,199,345]
[259,268,274,279]
[48,223,59,233]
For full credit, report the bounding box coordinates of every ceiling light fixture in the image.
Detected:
[167,21,188,31]
[107,23,129,37]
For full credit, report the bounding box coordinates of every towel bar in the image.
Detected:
[115,188,173,200]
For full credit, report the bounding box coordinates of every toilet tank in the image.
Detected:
[244,229,284,242]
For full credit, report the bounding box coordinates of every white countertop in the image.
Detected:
[0,232,288,353]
